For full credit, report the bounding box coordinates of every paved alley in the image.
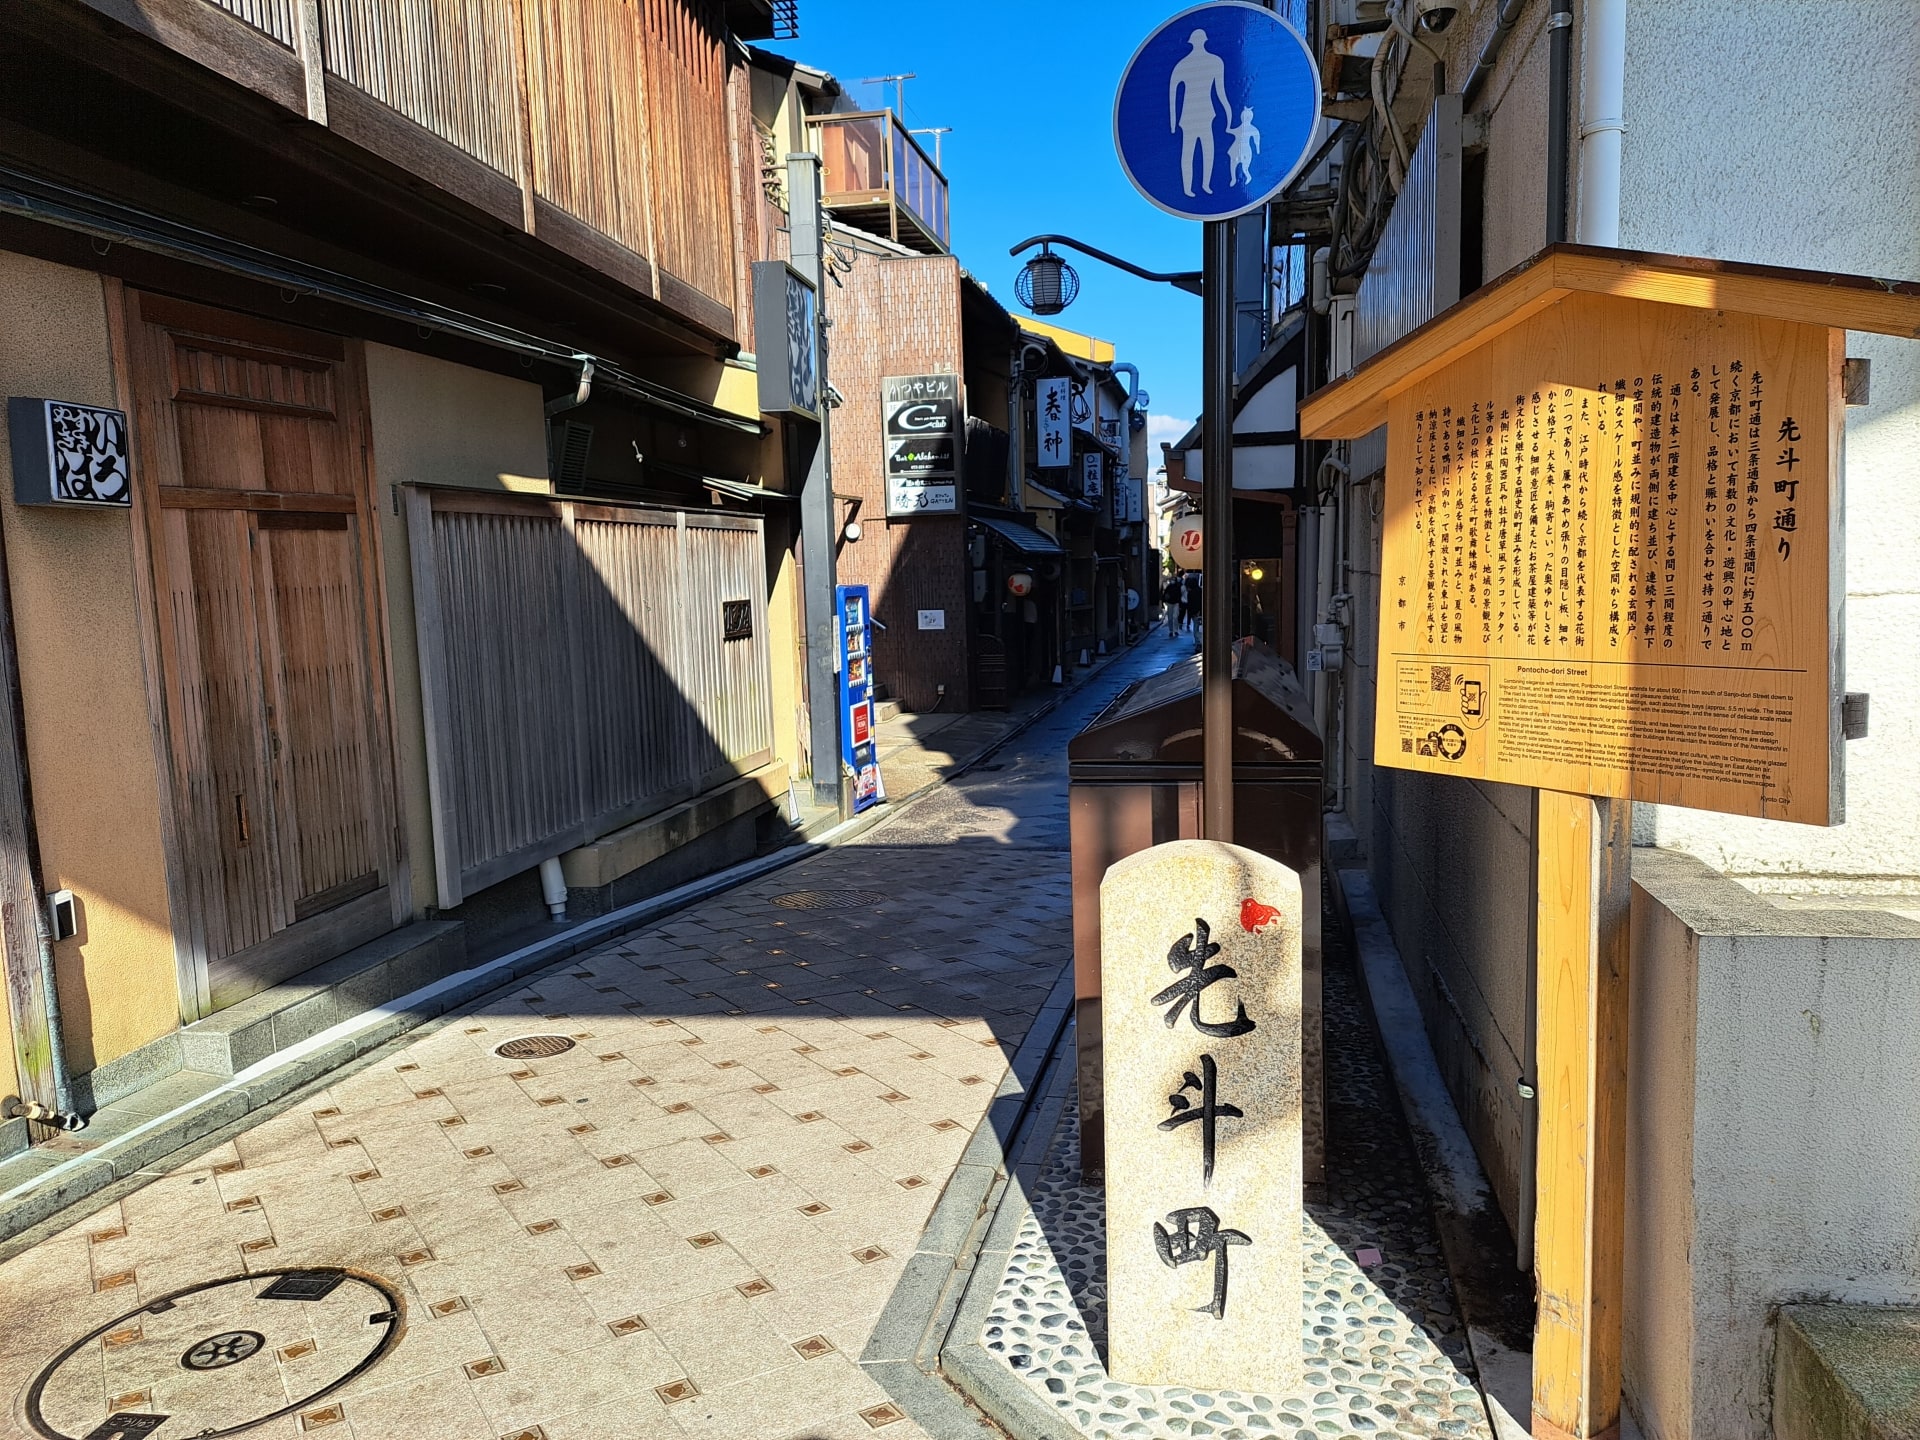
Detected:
[0,636,1185,1440]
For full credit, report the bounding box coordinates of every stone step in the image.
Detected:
[1775,1305,1920,1440]
[179,921,467,1077]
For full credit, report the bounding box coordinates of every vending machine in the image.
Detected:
[835,584,883,813]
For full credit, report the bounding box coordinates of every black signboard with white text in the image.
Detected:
[882,373,961,517]
[751,261,819,420]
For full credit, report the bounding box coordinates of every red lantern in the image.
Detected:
[1168,515,1203,570]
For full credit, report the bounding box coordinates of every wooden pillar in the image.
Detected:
[1532,789,1632,1440]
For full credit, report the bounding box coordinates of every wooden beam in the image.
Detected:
[0,519,57,1129]
[1532,790,1633,1440]
[1300,243,1920,441]
[75,0,306,115]
[291,0,327,124]
[1547,247,1920,340]
[1301,267,1568,439]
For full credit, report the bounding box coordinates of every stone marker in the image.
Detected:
[1101,839,1303,1392]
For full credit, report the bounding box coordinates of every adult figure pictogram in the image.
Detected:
[1168,30,1230,197]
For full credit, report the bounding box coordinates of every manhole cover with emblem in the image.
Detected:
[180,1330,264,1371]
[492,1034,577,1060]
[24,1268,402,1440]
[770,890,888,910]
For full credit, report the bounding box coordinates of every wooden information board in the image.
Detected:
[1380,295,1837,822]
[1302,246,1920,1440]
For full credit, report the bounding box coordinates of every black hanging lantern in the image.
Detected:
[1015,245,1079,315]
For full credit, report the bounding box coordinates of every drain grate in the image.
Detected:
[494,1034,577,1060]
[770,890,888,911]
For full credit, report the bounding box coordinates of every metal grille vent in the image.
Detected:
[494,1034,577,1060]
[770,890,887,910]
[551,420,594,489]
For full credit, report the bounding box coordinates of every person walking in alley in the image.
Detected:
[1181,571,1202,634]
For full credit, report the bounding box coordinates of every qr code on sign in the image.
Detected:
[1430,665,1453,692]
[1401,738,1415,753]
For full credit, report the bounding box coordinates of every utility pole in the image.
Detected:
[909,126,951,168]
[860,73,915,116]
[786,153,844,815]
[1200,218,1234,842]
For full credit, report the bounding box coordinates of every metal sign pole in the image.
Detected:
[787,153,844,816]
[1201,218,1234,843]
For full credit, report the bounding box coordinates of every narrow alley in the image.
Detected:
[0,639,1185,1440]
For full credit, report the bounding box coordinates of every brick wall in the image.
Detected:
[827,252,973,711]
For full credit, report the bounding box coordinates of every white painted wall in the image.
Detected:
[1615,0,1920,892]
[1627,850,1920,1440]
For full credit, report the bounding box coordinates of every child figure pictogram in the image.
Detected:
[1225,106,1261,186]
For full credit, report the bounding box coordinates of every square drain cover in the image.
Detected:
[258,1271,346,1302]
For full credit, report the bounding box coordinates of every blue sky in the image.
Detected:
[766,1,1209,453]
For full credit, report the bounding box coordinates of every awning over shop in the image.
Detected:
[974,514,1065,556]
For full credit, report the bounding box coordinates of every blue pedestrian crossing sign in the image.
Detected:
[1113,2,1322,222]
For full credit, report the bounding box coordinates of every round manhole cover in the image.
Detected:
[493,1034,577,1060]
[770,890,888,910]
[180,1329,264,1371]
[25,1268,402,1440]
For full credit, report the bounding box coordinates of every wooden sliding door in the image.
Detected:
[127,293,401,1016]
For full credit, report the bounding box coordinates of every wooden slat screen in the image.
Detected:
[208,0,295,44]
[641,0,735,306]
[406,488,773,908]
[522,0,654,256]
[320,0,522,175]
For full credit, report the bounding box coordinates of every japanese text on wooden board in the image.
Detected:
[1377,296,1836,822]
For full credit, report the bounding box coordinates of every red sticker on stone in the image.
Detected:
[1239,898,1281,933]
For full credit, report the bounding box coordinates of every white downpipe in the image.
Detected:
[539,856,567,921]
[1576,0,1627,246]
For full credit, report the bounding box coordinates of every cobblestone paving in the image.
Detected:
[0,637,1180,1440]
[977,911,1494,1439]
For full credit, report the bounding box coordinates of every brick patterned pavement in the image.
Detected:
[0,635,1184,1440]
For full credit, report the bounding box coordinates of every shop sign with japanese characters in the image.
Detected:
[883,374,961,516]
[750,261,819,420]
[8,397,132,507]
[1376,296,1836,822]
[1101,839,1303,1392]
[1081,450,1104,500]
[1036,377,1070,470]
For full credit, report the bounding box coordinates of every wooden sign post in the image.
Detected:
[1300,246,1920,1439]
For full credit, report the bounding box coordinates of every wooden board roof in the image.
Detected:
[1300,244,1920,439]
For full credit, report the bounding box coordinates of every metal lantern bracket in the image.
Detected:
[1015,244,1080,315]
[1008,234,1204,305]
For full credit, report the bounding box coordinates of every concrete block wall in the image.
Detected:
[1626,849,1920,1439]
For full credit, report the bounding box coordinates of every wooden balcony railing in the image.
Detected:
[183,0,740,338]
[806,111,950,255]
